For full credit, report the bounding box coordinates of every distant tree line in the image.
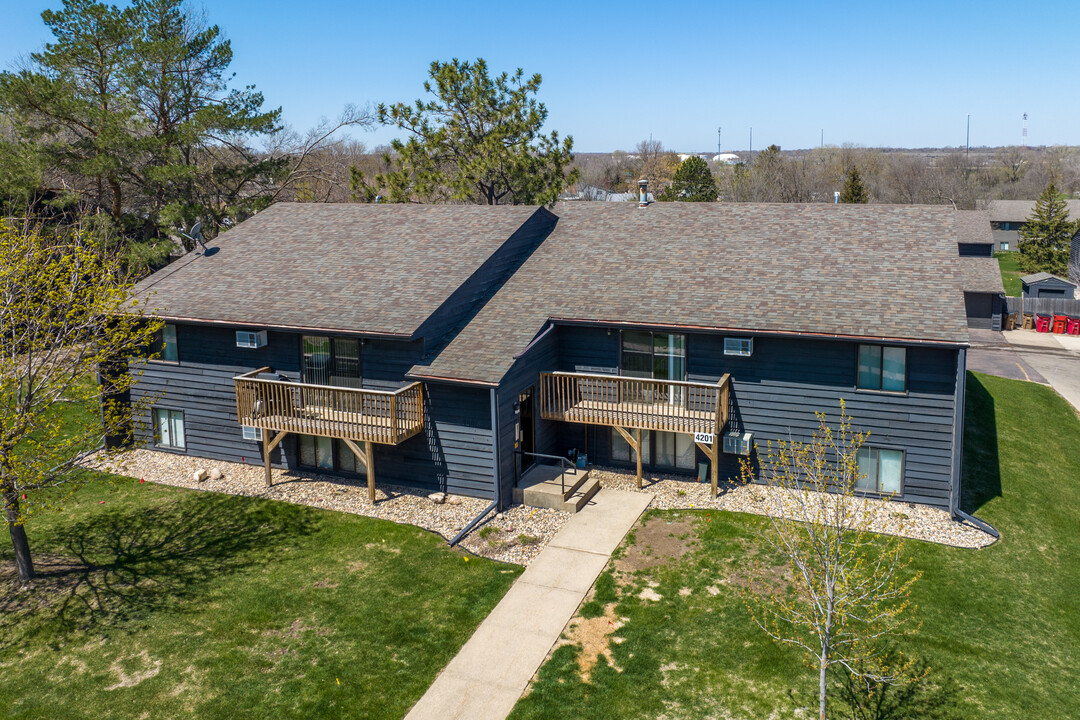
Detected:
[570,142,1080,210]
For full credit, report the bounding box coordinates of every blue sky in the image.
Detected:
[2,0,1079,152]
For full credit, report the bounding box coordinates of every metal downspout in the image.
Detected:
[447,386,502,547]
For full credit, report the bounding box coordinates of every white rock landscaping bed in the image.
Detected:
[589,466,997,549]
[90,449,570,566]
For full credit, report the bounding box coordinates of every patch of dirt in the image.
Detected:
[262,618,334,640]
[0,554,91,615]
[363,543,401,553]
[104,650,162,690]
[615,516,698,574]
[558,602,627,681]
[346,560,368,573]
[638,587,663,602]
[311,579,339,589]
[721,544,792,597]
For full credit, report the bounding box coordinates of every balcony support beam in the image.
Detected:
[695,440,720,499]
[341,438,375,504]
[611,425,642,488]
[263,429,288,487]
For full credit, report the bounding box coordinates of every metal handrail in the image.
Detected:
[517,450,579,494]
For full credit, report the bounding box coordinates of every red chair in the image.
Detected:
[1052,315,1069,334]
[1035,314,1052,333]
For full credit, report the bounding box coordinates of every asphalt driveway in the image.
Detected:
[969,329,1080,414]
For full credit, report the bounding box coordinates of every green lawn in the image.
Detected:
[995,251,1023,296]
[510,372,1080,719]
[0,478,520,719]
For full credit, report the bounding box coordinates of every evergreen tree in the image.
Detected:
[839,166,869,203]
[1017,182,1077,276]
[371,59,578,205]
[0,0,282,244]
[658,156,717,202]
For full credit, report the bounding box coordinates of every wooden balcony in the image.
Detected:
[538,371,731,495]
[233,367,424,499]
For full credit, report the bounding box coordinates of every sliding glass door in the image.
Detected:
[620,330,686,404]
[302,336,361,388]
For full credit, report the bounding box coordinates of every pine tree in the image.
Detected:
[657,156,717,202]
[839,166,869,203]
[1017,182,1077,276]
[372,59,578,205]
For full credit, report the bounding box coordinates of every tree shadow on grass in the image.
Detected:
[0,493,317,648]
[960,372,1002,515]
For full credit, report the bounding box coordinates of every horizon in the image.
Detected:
[3,0,1079,153]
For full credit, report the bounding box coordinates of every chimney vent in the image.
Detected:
[638,178,649,207]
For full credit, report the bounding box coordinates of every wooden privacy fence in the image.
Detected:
[538,371,730,435]
[1005,296,1080,317]
[234,367,424,445]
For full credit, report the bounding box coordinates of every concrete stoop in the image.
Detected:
[512,464,600,513]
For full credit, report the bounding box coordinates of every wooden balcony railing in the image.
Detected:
[234,368,424,446]
[538,371,730,436]
[538,371,731,496]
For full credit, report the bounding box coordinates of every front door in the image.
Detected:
[518,387,535,471]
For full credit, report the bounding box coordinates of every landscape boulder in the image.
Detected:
[209,467,224,481]
[428,492,446,505]
[191,469,208,483]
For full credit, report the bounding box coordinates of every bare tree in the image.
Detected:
[0,219,161,583]
[741,403,921,720]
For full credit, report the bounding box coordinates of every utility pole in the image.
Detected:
[717,126,721,156]
[750,127,753,153]
[966,114,971,163]
[821,129,824,148]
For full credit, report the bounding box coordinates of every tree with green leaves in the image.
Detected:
[1017,182,1077,276]
[368,58,577,205]
[741,403,921,720]
[658,156,717,202]
[840,166,869,203]
[0,219,161,584]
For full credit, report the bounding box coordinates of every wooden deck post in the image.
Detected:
[635,428,643,489]
[366,440,375,504]
[262,430,288,487]
[711,438,719,498]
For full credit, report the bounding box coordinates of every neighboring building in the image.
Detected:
[1020,272,1078,299]
[985,199,1080,251]
[955,210,995,257]
[124,202,972,516]
[712,152,741,165]
[959,258,1006,329]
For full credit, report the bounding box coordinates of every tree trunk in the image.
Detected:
[4,491,34,584]
[109,178,123,220]
[819,654,827,720]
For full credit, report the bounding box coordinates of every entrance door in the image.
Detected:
[518,387,535,470]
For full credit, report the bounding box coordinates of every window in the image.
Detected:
[611,428,650,464]
[242,426,262,441]
[655,431,696,469]
[153,408,185,450]
[857,345,906,392]
[723,337,753,357]
[1001,242,1009,251]
[302,336,361,387]
[856,447,903,494]
[298,435,365,474]
[160,324,178,362]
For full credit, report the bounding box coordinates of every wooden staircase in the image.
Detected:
[513,464,600,513]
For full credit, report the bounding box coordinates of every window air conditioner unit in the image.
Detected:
[242,426,263,441]
[236,330,267,349]
[723,431,753,456]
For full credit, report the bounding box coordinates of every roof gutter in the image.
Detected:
[148,315,414,340]
[549,317,971,349]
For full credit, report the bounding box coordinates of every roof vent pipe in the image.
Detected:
[638,178,649,207]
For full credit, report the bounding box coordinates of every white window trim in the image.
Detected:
[242,426,263,441]
[723,337,753,357]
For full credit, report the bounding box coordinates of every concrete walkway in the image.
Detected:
[404,488,652,720]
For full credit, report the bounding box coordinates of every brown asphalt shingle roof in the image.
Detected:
[959,258,1005,294]
[1020,271,1076,286]
[413,203,970,385]
[955,210,994,245]
[134,203,545,336]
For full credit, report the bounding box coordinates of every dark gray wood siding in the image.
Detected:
[494,327,560,507]
[129,324,498,498]
[550,325,961,509]
[1022,276,1077,299]
[958,243,993,257]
